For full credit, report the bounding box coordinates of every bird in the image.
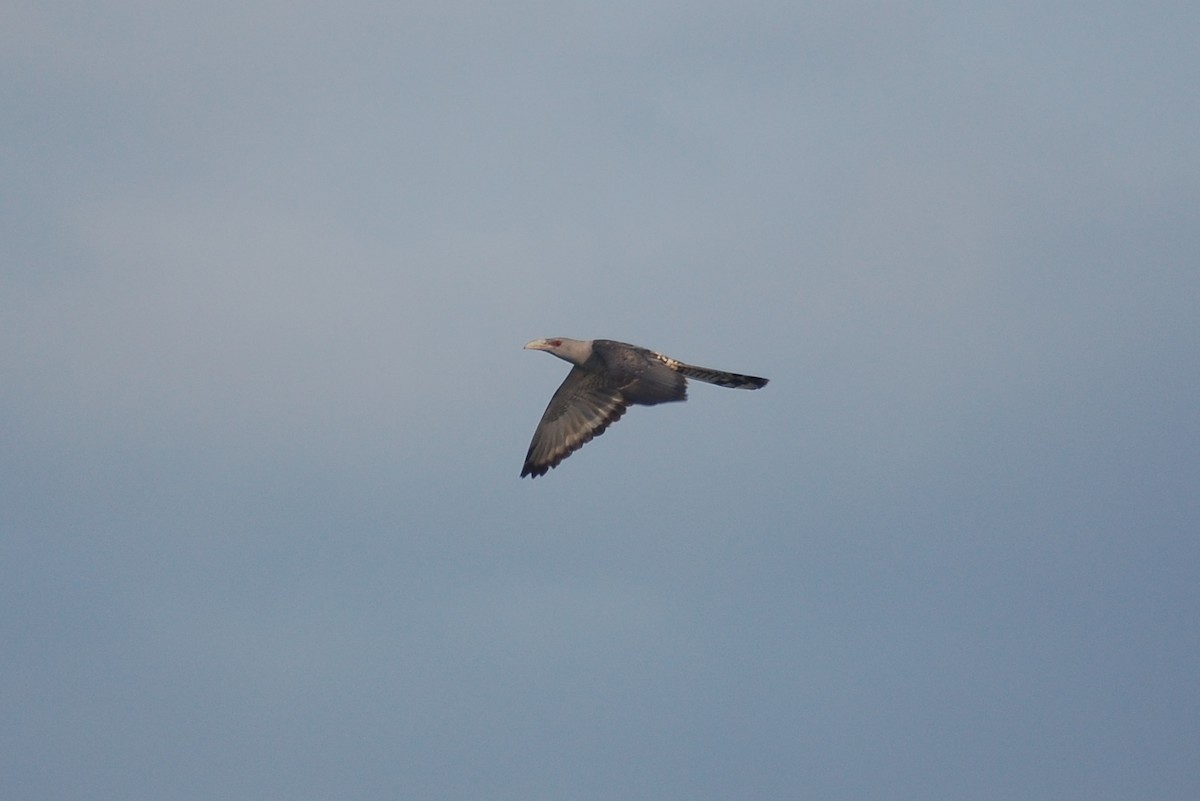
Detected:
[520,338,768,478]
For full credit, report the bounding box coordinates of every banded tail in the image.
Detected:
[651,352,769,390]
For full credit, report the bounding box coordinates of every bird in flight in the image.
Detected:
[521,338,768,478]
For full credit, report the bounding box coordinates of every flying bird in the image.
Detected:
[521,338,768,478]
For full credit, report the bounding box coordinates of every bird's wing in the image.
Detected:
[521,367,629,477]
[592,340,687,405]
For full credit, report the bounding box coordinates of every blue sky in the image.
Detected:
[4,2,1198,799]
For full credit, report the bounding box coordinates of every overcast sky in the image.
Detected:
[4,2,1198,799]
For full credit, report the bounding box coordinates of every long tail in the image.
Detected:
[652,352,769,390]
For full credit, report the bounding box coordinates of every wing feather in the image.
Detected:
[521,367,629,478]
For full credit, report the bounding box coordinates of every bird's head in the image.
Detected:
[523,337,592,366]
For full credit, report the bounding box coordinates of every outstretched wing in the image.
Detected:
[521,367,629,478]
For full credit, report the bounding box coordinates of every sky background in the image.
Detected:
[4,2,1199,799]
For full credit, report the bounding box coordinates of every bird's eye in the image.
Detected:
[550,339,561,346]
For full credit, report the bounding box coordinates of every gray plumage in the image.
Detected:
[521,338,768,478]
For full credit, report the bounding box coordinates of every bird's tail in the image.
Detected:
[652,353,769,390]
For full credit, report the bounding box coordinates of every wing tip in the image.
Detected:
[521,401,629,479]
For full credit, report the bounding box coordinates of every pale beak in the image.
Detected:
[524,339,549,351]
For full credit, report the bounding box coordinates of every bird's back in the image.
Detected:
[591,340,686,406]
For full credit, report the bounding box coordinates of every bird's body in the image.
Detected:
[521,338,768,478]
